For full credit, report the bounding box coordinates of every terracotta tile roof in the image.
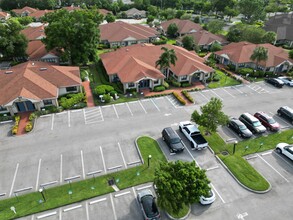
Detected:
[100,44,213,83]
[179,31,228,46]
[264,13,293,40]
[125,8,146,17]
[26,41,58,60]
[63,6,81,11]
[98,9,112,16]
[0,11,10,19]
[99,21,158,43]
[0,62,81,105]
[12,6,38,15]
[28,9,53,19]
[160,19,202,35]
[21,24,46,41]
[214,41,293,67]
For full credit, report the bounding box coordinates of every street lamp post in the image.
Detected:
[233,141,238,155]
[38,188,46,202]
[148,155,152,168]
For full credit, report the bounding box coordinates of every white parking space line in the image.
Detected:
[112,105,119,119]
[199,91,209,101]
[257,154,289,182]
[100,146,107,174]
[59,208,62,220]
[114,191,131,198]
[261,151,272,156]
[68,111,70,127]
[85,202,89,220]
[138,101,147,114]
[222,88,235,98]
[89,197,107,205]
[35,159,42,190]
[118,142,127,168]
[110,193,118,220]
[210,183,225,204]
[9,163,19,197]
[273,151,293,168]
[136,185,152,191]
[81,150,85,179]
[83,109,86,124]
[232,86,244,94]
[71,109,82,113]
[126,103,133,116]
[150,99,160,111]
[60,154,63,184]
[206,165,219,171]
[37,212,57,219]
[63,204,82,212]
[184,146,200,167]
[51,114,54,130]
[166,95,178,108]
[99,107,104,121]
[210,90,223,100]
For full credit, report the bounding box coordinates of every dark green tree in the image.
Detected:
[210,42,222,52]
[156,47,178,76]
[105,13,116,23]
[207,20,225,34]
[238,0,266,23]
[154,161,210,215]
[42,9,103,65]
[262,31,276,43]
[191,97,229,134]
[166,23,179,38]
[182,35,195,51]
[224,6,239,21]
[250,46,268,70]
[289,50,293,59]
[0,19,28,59]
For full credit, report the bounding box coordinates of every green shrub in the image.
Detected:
[29,113,37,121]
[172,92,186,105]
[109,90,118,97]
[163,81,169,89]
[212,74,220,81]
[0,115,13,122]
[181,90,194,103]
[153,85,165,92]
[237,68,254,76]
[12,125,18,135]
[103,94,112,103]
[181,82,191,87]
[59,93,85,110]
[227,64,236,71]
[126,88,137,93]
[168,78,181,87]
[25,122,33,132]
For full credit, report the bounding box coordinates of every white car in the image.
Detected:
[200,189,216,205]
[278,76,293,87]
[276,143,293,160]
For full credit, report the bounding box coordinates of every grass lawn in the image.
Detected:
[167,39,176,45]
[0,136,166,220]
[208,70,241,88]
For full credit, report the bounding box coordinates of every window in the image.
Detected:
[154,80,159,84]
[43,100,53,105]
[0,106,7,111]
[66,86,77,92]
[181,76,188,81]
[128,83,135,88]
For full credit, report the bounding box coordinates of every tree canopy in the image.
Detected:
[250,46,268,69]
[42,9,103,65]
[207,19,225,34]
[191,97,229,134]
[154,160,210,214]
[155,47,177,75]
[238,0,266,23]
[166,23,179,38]
[0,19,28,59]
[182,35,195,51]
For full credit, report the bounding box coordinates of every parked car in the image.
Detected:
[276,143,293,160]
[254,112,280,132]
[200,189,216,205]
[265,78,284,88]
[137,190,161,220]
[162,127,185,153]
[277,106,293,124]
[179,121,208,150]
[227,117,252,138]
[239,113,266,134]
[278,76,293,87]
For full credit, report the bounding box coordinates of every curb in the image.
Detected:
[134,136,145,165]
[165,205,191,220]
[215,155,272,194]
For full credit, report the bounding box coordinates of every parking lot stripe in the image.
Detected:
[136,185,152,191]
[71,109,82,113]
[37,211,57,219]
[150,98,160,111]
[210,183,225,204]
[138,101,147,114]
[261,151,272,156]
[100,146,107,174]
[114,191,131,198]
[118,142,127,168]
[81,150,85,179]
[199,91,209,101]
[107,165,123,171]
[184,147,200,168]
[83,109,86,124]
[110,193,118,220]
[112,104,119,119]
[68,111,70,127]
[166,95,177,108]
[275,115,292,126]
[116,103,125,106]
[206,165,219,171]
[60,154,63,184]
[99,106,104,121]
[9,163,19,197]
[210,90,224,100]
[257,154,289,182]
[126,103,133,116]
[51,114,54,130]
[35,159,42,190]
[245,155,258,160]
[63,204,82,212]
[89,197,107,205]
[232,86,244,94]
[222,88,235,98]
[59,208,62,220]
[85,202,89,220]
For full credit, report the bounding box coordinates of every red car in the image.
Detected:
[254,112,280,131]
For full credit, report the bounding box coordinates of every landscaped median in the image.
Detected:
[0,136,166,220]
[204,129,293,192]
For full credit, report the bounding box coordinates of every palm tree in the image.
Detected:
[155,47,177,78]
[250,46,268,71]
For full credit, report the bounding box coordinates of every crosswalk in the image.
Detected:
[83,107,104,124]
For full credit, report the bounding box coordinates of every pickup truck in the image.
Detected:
[179,121,208,150]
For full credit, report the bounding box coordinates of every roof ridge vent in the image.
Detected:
[5,70,13,74]
[39,67,47,71]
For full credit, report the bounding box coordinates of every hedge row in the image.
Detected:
[11,115,20,135]
[172,92,186,105]
[59,93,86,110]
[181,90,194,103]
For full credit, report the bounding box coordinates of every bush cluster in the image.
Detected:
[162,81,169,89]
[145,93,172,98]
[153,85,166,92]
[181,82,192,87]
[11,115,20,135]
[172,92,186,105]
[181,90,194,103]
[59,93,86,110]
[25,122,33,132]
[94,85,115,96]
[0,114,13,122]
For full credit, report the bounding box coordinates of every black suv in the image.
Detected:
[239,113,266,134]
[162,127,185,153]
[277,106,293,124]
